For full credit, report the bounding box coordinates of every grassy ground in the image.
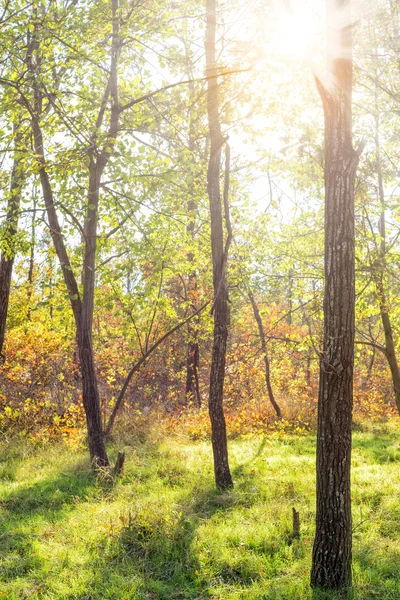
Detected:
[1,421,400,600]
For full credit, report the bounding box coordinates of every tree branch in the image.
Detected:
[105,300,210,435]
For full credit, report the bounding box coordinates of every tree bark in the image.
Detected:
[0,127,25,358]
[205,0,233,490]
[311,0,361,592]
[248,291,282,418]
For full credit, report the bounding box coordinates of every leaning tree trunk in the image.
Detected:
[311,0,362,592]
[248,291,282,418]
[0,127,24,358]
[32,115,109,468]
[205,0,233,490]
[28,11,110,468]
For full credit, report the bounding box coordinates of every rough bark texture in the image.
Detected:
[0,128,24,358]
[248,291,282,418]
[205,0,233,490]
[311,0,361,592]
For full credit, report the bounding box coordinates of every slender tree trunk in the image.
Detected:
[311,0,362,592]
[27,193,37,321]
[0,127,24,358]
[28,15,110,468]
[185,197,201,407]
[306,351,311,386]
[248,291,282,418]
[79,157,110,466]
[205,0,233,490]
[287,267,293,325]
[185,331,201,406]
[184,49,201,407]
[373,108,400,413]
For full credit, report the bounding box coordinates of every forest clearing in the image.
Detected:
[1,0,400,597]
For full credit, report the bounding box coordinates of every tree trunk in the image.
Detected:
[378,291,400,412]
[185,204,201,407]
[29,25,109,469]
[311,0,361,592]
[373,106,400,413]
[248,291,282,418]
[0,127,24,358]
[185,333,201,406]
[184,50,201,408]
[27,194,37,321]
[205,0,233,490]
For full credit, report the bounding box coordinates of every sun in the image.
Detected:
[271,0,323,61]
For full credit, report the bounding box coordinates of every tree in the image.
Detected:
[311,0,363,592]
[205,0,233,490]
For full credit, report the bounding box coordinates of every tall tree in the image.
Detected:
[311,0,363,592]
[205,0,233,490]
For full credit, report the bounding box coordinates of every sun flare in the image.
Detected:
[270,0,324,62]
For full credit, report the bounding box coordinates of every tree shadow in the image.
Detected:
[0,459,98,584]
[79,484,245,599]
[311,588,354,600]
[352,433,400,465]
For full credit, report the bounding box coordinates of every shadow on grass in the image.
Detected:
[77,484,244,600]
[352,433,400,465]
[311,588,354,600]
[0,459,98,584]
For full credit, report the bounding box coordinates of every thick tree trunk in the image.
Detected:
[248,291,282,418]
[311,0,361,592]
[0,128,24,358]
[205,0,233,490]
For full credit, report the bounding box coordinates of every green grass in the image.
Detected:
[1,422,400,599]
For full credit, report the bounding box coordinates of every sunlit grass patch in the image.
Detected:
[0,423,400,599]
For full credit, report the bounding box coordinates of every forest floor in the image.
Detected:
[1,421,400,600]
